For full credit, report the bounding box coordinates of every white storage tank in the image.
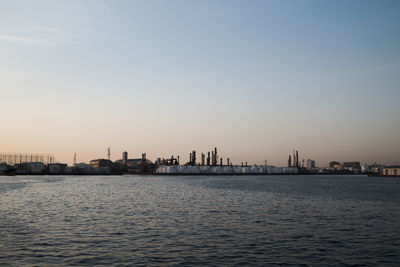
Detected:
[267,166,276,174]
[192,166,201,174]
[200,166,211,174]
[259,166,267,174]
[155,166,162,174]
[241,166,250,174]
[168,165,177,174]
[238,166,246,174]
[214,166,223,174]
[251,166,260,174]
[176,165,184,174]
[182,166,191,174]
[224,166,234,174]
[233,166,242,174]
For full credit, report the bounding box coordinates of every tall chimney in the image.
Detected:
[123,151,128,167]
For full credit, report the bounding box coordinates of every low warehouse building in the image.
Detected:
[381,166,400,176]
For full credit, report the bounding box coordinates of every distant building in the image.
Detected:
[90,159,114,168]
[306,159,315,169]
[114,158,153,172]
[329,161,342,169]
[381,166,400,176]
[74,163,92,174]
[48,163,67,174]
[15,162,46,174]
[370,164,382,174]
[343,162,361,171]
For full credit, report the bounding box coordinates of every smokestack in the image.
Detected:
[293,150,296,167]
[288,155,292,168]
[123,151,128,167]
[207,152,210,166]
[220,158,223,166]
[141,153,146,166]
[192,150,196,166]
[296,151,299,167]
[227,158,230,166]
[214,147,218,166]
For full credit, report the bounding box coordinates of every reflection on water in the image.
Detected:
[1,175,400,266]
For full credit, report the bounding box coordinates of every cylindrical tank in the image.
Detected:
[200,166,211,174]
[251,166,260,174]
[182,166,191,174]
[224,166,233,174]
[168,165,177,174]
[235,166,244,174]
[259,166,267,174]
[214,166,223,174]
[176,165,184,174]
[192,166,201,174]
[267,167,275,174]
[155,166,162,174]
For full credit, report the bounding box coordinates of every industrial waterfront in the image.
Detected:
[1,174,400,266]
[0,148,398,177]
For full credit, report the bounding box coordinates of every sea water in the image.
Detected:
[1,175,399,266]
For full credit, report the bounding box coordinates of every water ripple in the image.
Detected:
[0,175,400,266]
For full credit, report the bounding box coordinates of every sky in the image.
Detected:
[1,0,399,166]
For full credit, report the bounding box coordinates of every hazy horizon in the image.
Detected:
[1,0,399,166]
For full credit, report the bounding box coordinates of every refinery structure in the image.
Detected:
[0,147,387,176]
[155,147,298,175]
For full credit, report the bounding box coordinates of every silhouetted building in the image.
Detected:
[329,161,342,169]
[306,159,315,169]
[343,162,361,170]
[48,163,67,174]
[15,162,47,174]
[381,166,400,176]
[90,159,114,168]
